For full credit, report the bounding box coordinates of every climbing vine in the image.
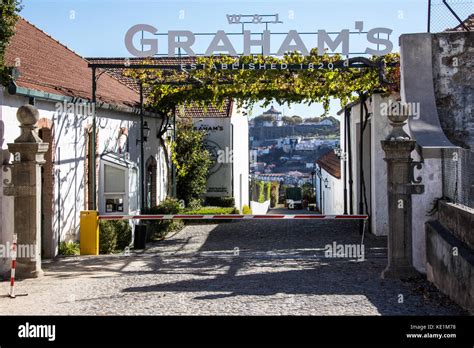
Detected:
[171,119,213,204]
[0,0,22,85]
[128,49,399,114]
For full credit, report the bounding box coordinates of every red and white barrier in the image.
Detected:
[99,214,369,220]
[9,234,17,298]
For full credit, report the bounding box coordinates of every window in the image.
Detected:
[104,164,126,213]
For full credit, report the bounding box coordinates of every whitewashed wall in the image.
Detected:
[315,164,343,215]
[343,94,394,236]
[343,93,441,273]
[0,89,168,275]
[231,104,249,210]
[192,105,249,209]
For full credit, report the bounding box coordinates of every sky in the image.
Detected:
[20,0,431,118]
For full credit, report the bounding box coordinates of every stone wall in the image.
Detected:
[426,201,474,313]
[432,32,474,206]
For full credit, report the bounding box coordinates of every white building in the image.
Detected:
[0,18,169,274]
[189,101,249,211]
[315,150,344,214]
[261,106,283,127]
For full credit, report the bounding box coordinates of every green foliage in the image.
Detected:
[186,206,236,215]
[99,220,117,254]
[171,119,213,204]
[187,197,202,210]
[114,220,132,250]
[98,220,132,254]
[147,197,183,214]
[128,51,400,115]
[59,241,80,256]
[254,114,275,124]
[291,115,303,124]
[258,181,265,203]
[242,205,252,214]
[270,181,280,208]
[302,183,315,201]
[265,182,271,201]
[0,0,22,85]
[143,198,184,240]
[305,117,321,123]
[205,196,235,207]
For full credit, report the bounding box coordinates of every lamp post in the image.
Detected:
[137,119,151,212]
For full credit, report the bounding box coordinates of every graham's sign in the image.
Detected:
[125,13,393,58]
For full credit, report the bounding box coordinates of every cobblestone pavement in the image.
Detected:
[0,220,466,315]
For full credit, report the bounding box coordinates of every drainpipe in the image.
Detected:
[346,108,354,214]
[139,82,145,212]
[358,93,365,234]
[343,108,348,214]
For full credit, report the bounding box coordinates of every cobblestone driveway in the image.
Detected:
[0,220,465,315]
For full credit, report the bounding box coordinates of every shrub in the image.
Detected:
[265,182,271,201]
[258,181,265,203]
[99,220,117,254]
[187,197,202,210]
[186,207,236,215]
[144,198,185,240]
[204,196,235,207]
[59,241,80,256]
[115,220,132,250]
[171,120,213,204]
[242,205,252,214]
[270,181,279,208]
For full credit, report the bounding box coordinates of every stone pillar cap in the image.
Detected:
[17,105,40,126]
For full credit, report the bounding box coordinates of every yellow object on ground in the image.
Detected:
[80,211,99,255]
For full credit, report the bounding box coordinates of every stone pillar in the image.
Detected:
[3,105,48,278]
[381,111,423,279]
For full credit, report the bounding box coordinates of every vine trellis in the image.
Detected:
[125,50,400,116]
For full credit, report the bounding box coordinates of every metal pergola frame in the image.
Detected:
[88,56,396,214]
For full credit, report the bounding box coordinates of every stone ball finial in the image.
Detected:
[17,105,39,126]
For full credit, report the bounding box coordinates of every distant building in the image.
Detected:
[315,150,343,214]
[262,106,283,126]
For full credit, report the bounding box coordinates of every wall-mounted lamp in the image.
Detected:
[324,177,330,189]
[137,121,151,144]
[166,124,174,141]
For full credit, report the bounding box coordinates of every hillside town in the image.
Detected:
[0,2,472,343]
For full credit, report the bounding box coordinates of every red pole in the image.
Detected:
[9,234,17,298]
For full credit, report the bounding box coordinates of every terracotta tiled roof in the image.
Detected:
[5,18,139,108]
[316,150,341,179]
[87,57,234,118]
[446,13,474,32]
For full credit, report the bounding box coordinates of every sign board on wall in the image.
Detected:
[193,118,232,197]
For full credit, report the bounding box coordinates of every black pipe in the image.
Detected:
[56,148,61,253]
[139,82,145,212]
[347,108,353,214]
[91,67,97,211]
[343,108,348,214]
[358,93,365,234]
[427,0,431,33]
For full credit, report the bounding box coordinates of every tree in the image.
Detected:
[0,0,22,85]
[291,115,303,124]
[305,117,321,123]
[254,114,275,125]
[171,119,213,204]
[282,116,293,125]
